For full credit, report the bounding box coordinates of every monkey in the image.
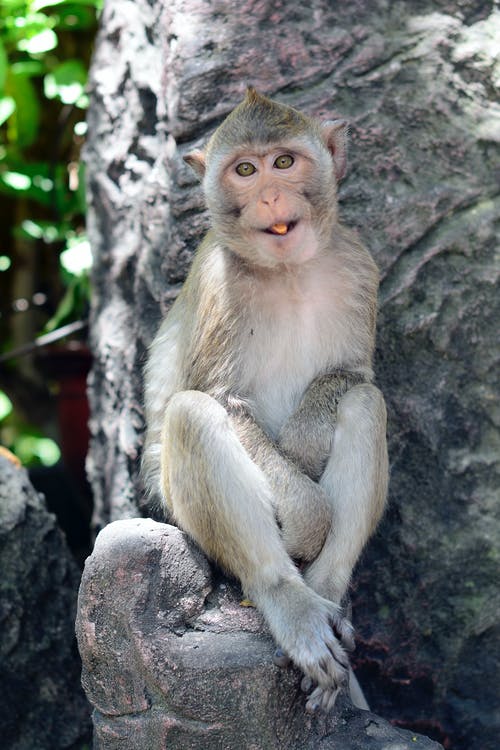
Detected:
[142,87,388,714]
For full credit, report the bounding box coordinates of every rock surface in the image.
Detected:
[0,454,91,749]
[84,1,500,747]
[77,518,444,750]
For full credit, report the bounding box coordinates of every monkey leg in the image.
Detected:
[303,383,388,604]
[161,389,353,695]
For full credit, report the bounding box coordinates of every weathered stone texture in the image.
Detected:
[0,455,91,749]
[84,1,500,747]
[77,519,444,749]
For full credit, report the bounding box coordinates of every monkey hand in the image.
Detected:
[278,415,330,481]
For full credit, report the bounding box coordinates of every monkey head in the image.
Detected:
[184,88,348,269]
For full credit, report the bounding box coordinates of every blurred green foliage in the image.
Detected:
[0,374,61,465]
[0,0,100,290]
[0,0,99,465]
[1,394,61,464]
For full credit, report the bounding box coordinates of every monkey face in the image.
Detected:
[206,141,338,268]
[183,89,349,269]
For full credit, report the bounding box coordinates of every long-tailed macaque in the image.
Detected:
[142,88,388,713]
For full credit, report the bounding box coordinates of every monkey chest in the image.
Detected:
[238,301,353,438]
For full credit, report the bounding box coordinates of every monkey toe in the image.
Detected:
[301,675,313,693]
[331,611,355,652]
[273,648,291,668]
[326,642,349,672]
[305,685,341,714]
[301,631,349,694]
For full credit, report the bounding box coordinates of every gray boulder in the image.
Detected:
[0,454,91,749]
[76,518,444,749]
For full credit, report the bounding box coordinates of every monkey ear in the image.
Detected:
[321,120,349,182]
[183,149,206,179]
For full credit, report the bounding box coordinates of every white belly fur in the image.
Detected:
[238,260,368,437]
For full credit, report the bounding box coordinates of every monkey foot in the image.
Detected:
[274,650,343,713]
[275,651,344,713]
[270,589,350,696]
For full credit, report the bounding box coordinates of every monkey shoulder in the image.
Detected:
[333,224,379,286]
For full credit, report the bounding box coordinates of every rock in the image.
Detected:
[0,455,91,749]
[84,0,500,746]
[77,518,444,749]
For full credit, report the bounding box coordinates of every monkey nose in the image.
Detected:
[260,188,280,206]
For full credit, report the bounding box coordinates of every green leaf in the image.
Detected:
[0,39,7,92]
[32,0,103,9]
[0,161,53,206]
[18,219,67,242]
[0,157,86,212]
[44,59,86,104]
[11,61,45,76]
[0,0,30,10]
[75,92,89,109]
[44,261,90,331]
[21,219,44,239]
[0,96,16,126]
[74,120,87,136]
[6,73,40,147]
[31,0,67,10]
[17,28,58,55]
[44,278,78,330]
[1,171,31,190]
[13,434,61,466]
[0,390,13,421]
[60,234,92,276]
[55,5,98,30]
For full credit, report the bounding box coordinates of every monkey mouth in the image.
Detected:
[264,220,298,236]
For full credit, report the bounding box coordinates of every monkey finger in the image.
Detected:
[273,648,291,668]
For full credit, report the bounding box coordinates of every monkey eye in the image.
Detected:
[235,162,256,177]
[274,154,294,170]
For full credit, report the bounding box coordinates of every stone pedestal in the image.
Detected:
[76,519,444,749]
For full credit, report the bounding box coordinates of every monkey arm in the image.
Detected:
[223,396,332,563]
[278,370,367,481]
